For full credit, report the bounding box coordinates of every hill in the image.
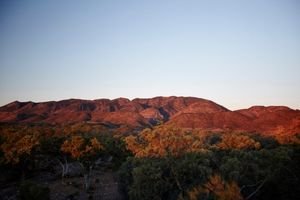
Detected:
[0,96,299,135]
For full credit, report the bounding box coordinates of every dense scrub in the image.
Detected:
[0,123,299,199]
[119,146,300,200]
[120,126,300,200]
[0,123,130,199]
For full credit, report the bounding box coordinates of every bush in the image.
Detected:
[119,147,300,200]
[119,153,213,200]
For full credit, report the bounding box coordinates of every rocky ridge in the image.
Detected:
[0,96,299,135]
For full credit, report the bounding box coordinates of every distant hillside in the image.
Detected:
[0,96,299,135]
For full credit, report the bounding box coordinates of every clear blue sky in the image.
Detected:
[0,0,299,110]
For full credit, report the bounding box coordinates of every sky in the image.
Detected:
[0,0,299,110]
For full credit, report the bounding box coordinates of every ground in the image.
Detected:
[0,168,124,200]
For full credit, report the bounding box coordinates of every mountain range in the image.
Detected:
[0,96,299,135]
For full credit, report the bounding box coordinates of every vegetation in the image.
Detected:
[120,126,300,200]
[124,126,205,157]
[0,123,299,199]
[61,135,104,190]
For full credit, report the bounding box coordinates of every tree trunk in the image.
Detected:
[58,157,69,183]
[83,166,93,191]
[84,174,90,191]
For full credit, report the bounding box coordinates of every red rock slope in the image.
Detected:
[0,96,299,135]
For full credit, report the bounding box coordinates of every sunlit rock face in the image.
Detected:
[0,96,299,135]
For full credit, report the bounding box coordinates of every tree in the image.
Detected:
[125,126,205,158]
[0,133,40,180]
[185,175,243,200]
[61,135,104,190]
[38,136,67,182]
[216,134,260,150]
[275,133,300,145]
[1,134,39,165]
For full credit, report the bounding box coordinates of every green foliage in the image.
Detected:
[99,134,132,168]
[129,159,172,200]
[204,133,222,147]
[38,136,65,156]
[119,146,300,200]
[18,181,50,200]
[249,134,279,149]
[257,146,300,200]
[170,153,213,191]
[1,124,299,200]
[119,153,214,200]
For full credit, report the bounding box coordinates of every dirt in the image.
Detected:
[0,169,124,200]
[48,170,124,200]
